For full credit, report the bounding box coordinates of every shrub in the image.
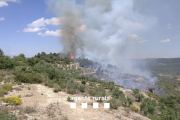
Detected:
[44,82,48,86]
[57,88,61,91]
[119,96,127,107]
[2,83,13,91]
[17,81,22,85]
[89,82,93,87]
[0,89,8,97]
[112,87,124,99]
[0,77,2,82]
[135,93,144,102]
[14,73,43,83]
[24,106,36,113]
[0,107,17,120]
[147,105,155,114]
[27,58,37,66]
[127,97,134,106]
[0,56,14,69]
[47,83,54,88]
[88,89,96,96]
[94,86,106,97]
[81,81,86,85]
[12,67,26,75]
[60,83,66,89]
[108,98,119,109]
[18,95,21,98]
[28,87,31,90]
[53,89,59,93]
[130,105,140,112]
[13,87,22,91]
[140,98,157,115]
[67,88,75,94]
[79,85,85,92]
[0,96,22,105]
[133,88,140,94]
[67,97,74,102]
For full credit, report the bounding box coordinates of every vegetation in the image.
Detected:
[0,48,180,119]
[133,89,144,102]
[2,83,13,91]
[0,49,14,69]
[130,105,140,112]
[0,107,17,120]
[108,98,119,109]
[81,80,86,85]
[14,73,43,84]
[0,89,8,97]
[0,96,22,105]
[67,97,74,102]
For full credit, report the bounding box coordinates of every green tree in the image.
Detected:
[135,93,144,102]
[0,56,14,69]
[27,58,37,66]
[0,49,4,56]
[81,81,86,85]
[113,87,124,99]
[127,97,134,106]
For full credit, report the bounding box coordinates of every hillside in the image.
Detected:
[139,58,180,97]
[0,49,180,120]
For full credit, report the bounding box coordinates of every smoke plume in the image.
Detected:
[46,0,158,89]
[46,0,85,55]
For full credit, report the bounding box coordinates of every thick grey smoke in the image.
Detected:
[46,0,85,55]
[46,0,157,88]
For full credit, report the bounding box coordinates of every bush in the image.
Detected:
[119,96,127,107]
[79,85,85,92]
[17,81,22,85]
[130,105,140,112]
[18,95,21,98]
[27,58,37,66]
[67,88,75,94]
[108,98,119,109]
[53,89,59,93]
[135,93,144,102]
[140,98,157,115]
[127,97,134,106]
[47,83,54,88]
[88,89,96,96]
[12,67,26,75]
[133,89,140,94]
[44,83,48,86]
[94,86,106,97]
[67,97,74,102]
[0,77,2,82]
[112,87,124,99]
[0,89,8,97]
[0,107,17,120]
[0,96,22,105]
[2,83,13,91]
[81,81,86,85]
[147,105,155,114]
[0,56,14,69]
[14,73,43,83]
[89,82,93,87]
[24,106,36,113]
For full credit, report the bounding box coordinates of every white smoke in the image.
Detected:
[46,0,157,86]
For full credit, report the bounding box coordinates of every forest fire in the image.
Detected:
[69,52,76,59]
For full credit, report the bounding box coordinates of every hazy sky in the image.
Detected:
[0,0,179,58]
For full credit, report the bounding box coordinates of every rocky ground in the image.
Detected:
[0,83,151,120]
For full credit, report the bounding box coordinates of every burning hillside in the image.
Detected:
[47,0,158,94]
[76,58,158,94]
